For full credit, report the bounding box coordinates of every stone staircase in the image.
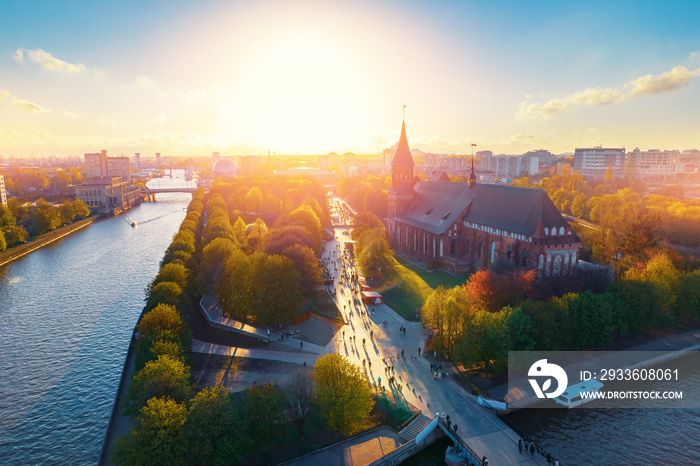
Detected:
[398,413,433,443]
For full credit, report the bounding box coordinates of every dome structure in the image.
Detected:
[213,158,238,177]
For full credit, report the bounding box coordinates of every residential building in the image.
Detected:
[106,156,131,182]
[0,175,7,207]
[84,150,131,182]
[84,150,108,178]
[624,148,679,180]
[573,147,625,179]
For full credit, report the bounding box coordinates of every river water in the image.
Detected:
[0,172,190,465]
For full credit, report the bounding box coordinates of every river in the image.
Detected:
[0,172,191,465]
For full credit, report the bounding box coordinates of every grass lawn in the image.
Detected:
[309,290,344,324]
[377,256,469,319]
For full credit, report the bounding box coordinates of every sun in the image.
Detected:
[222,34,378,153]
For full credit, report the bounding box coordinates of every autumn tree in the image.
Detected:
[124,355,194,417]
[313,354,374,435]
[151,263,189,291]
[112,397,188,466]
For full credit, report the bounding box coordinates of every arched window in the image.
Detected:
[553,255,562,276]
[522,249,529,266]
[559,226,565,235]
[544,227,549,236]
[507,245,512,260]
[491,241,496,263]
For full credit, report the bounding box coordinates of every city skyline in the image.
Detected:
[1,0,699,157]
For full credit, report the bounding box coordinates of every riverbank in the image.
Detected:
[0,216,95,268]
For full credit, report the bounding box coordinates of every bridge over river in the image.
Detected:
[140,186,207,201]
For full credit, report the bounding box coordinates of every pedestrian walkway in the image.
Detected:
[198,295,327,354]
[325,218,541,465]
[280,426,400,466]
[192,339,320,366]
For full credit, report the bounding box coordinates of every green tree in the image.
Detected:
[31,199,62,235]
[286,205,323,253]
[137,303,189,344]
[151,263,189,291]
[281,243,322,296]
[0,230,6,252]
[146,282,183,312]
[2,225,28,247]
[124,355,193,417]
[245,186,264,214]
[421,286,471,357]
[112,397,188,466]
[242,383,289,451]
[201,237,240,288]
[623,253,681,324]
[185,386,250,464]
[355,227,393,278]
[455,307,534,375]
[313,354,374,435]
[71,199,91,218]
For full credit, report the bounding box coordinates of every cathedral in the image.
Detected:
[386,120,581,277]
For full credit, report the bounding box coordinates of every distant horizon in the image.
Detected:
[2,1,699,157]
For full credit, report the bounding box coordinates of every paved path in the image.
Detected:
[324,200,540,465]
[199,295,327,354]
[192,339,320,366]
[280,426,401,466]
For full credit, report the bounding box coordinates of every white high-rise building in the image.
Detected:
[573,147,625,179]
[625,148,678,180]
[0,175,7,207]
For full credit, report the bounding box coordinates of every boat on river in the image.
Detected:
[554,379,604,408]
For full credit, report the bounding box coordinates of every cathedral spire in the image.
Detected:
[469,143,477,188]
[392,118,414,168]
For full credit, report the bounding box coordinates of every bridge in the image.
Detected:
[140,187,207,201]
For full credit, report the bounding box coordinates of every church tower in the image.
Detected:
[387,119,416,220]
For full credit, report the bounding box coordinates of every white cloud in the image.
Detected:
[690,51,700,60]
[134,75,155,87]
[15,47,98,75]
[625,65,700,97]
[60,110,79,118]
[12,48,23,63]
[99,118,116,126]
[0,90,51,115]
[153,114,167,124]
[518,65,700,120]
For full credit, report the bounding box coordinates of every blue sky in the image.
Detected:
[1,0,699,157]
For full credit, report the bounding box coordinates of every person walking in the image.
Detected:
[529,442,535,456]
[518,438,523,454]
[418,347,421,356]
[300,341,303,349]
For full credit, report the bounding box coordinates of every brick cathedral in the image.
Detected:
[386,120,581,277]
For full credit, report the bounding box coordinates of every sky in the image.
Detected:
[1,0,699,158]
